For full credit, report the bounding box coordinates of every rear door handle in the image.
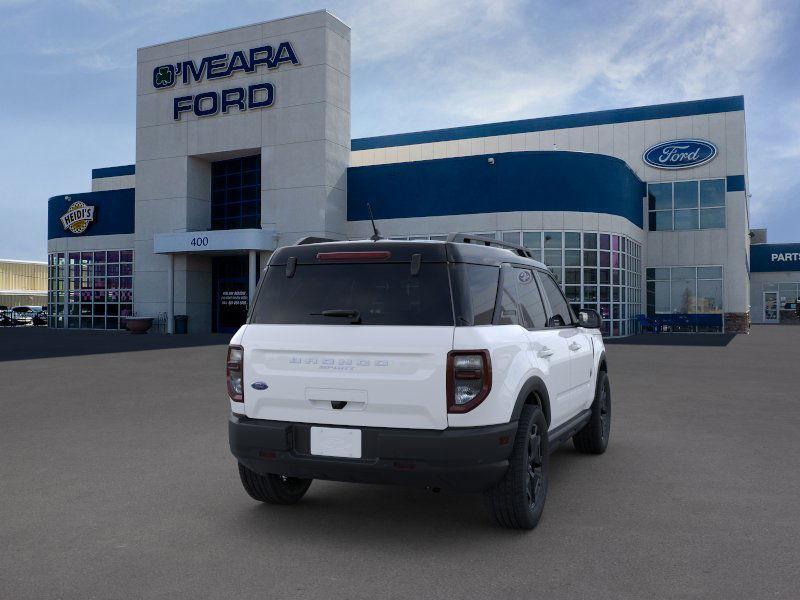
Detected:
[569,342,582,351]
[538,347,554,358]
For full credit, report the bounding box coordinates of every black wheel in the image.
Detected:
[484,404,549,530]
[573,371,611,454]
[238,463,312,505]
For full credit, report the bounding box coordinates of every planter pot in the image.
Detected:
[125,317,154,334]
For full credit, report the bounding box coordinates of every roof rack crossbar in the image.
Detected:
[446,233,534,259]
[295,236,337,245]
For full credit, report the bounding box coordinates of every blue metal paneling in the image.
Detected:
[726,175,746,192]
[48,189,135,239]
[347,151,646,228]
[91,165,135,179]
[750,243,800,272]
[352,96,745,151]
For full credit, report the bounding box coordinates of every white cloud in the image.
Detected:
[350,0,781,126]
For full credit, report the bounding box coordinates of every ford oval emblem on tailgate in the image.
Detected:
[251,381,268,390]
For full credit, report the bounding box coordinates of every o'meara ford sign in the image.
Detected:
[152,41,300,121]
[643,139,717,170]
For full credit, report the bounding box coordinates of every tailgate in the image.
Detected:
[242,325,454,429]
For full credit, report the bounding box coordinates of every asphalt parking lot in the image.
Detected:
[1,326,798,599]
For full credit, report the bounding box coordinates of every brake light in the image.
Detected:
[227,345,244,403]
[316,251,391,261]
[447,350,492,413]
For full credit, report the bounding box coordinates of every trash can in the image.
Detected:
[174,315,188,334]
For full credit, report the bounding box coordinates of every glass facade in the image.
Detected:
[505,231,642,338]
[646,266,723,332]
[211,155,261,230]
[391,230,643,338]
[763,282,800,324]
[648,179,726,231]
[47,250,134,330]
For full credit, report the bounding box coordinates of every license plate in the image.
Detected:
[310,426,362,458]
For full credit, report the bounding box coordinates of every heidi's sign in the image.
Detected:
[60,199,95,234]
[643,140,717,170]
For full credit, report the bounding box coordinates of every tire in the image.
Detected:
[573,371,611,454]
[483,404,549,530]
[237,463,312,505]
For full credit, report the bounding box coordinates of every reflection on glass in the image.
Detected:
[544,232,562,249]
[699,207,725,229]
[674,209,699,230]
[699,179,725,207]
[674,181,698,208]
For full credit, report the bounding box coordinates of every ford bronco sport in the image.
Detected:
[228,234,610,529]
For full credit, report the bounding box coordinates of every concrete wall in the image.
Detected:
[92,175,135,192]
[134,10,350,332]
[346,210,644,245]
[47,234,135,256]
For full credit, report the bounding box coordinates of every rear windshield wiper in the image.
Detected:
[310,309,362,324]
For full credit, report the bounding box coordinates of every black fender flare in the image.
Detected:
[597,350,608,373]
[510,377,552,426]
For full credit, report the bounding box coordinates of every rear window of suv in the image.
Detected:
[250,263,455,326]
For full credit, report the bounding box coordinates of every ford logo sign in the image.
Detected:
[642,139,717,170]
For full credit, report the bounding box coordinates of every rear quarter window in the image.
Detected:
[250,262,454,326]
[451,264,499,326]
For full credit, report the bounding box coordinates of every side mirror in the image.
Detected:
[578,308,601,329]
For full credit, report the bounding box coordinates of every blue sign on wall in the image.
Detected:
[751,244,800,272]
[643,139,717,170]
[48,189,135,240]
[348,151,646,228]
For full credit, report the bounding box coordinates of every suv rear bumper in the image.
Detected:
[229,415,517,493]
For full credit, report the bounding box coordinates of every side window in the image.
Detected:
[496,266,519,325]
[537,271,575,327]
[459,264,500,325]
[513,267,547,329]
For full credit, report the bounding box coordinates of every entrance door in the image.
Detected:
[212,256,250,333]
[764,292,779,323]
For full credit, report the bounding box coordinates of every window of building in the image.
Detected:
[377,229,642,338]
[516,230,642,337]
[646,266,723,332]
[47,250,134,330]
[211,155,261,230]
[647,179,726,231]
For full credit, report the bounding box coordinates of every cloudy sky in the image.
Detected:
[1,0,798,261]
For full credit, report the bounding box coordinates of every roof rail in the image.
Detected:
[294,236,337,245]
[446,233,535,259]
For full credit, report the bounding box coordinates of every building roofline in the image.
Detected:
[92,165,135,179]
[0,258,46,265]
[137,9,348,51]
[351,96,745,151]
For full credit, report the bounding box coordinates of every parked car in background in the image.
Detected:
[0,306,10,327]
[32,307,48,326]
[10,306,44,326]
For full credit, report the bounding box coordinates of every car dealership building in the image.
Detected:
[47,9,798,336]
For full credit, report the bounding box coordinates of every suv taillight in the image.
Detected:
[227,345,244,403]
[447,350,492,413]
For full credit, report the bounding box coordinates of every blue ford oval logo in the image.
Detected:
[642,139,717,170]
[251,381,268,390]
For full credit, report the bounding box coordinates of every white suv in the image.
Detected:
[228,235,610,529]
